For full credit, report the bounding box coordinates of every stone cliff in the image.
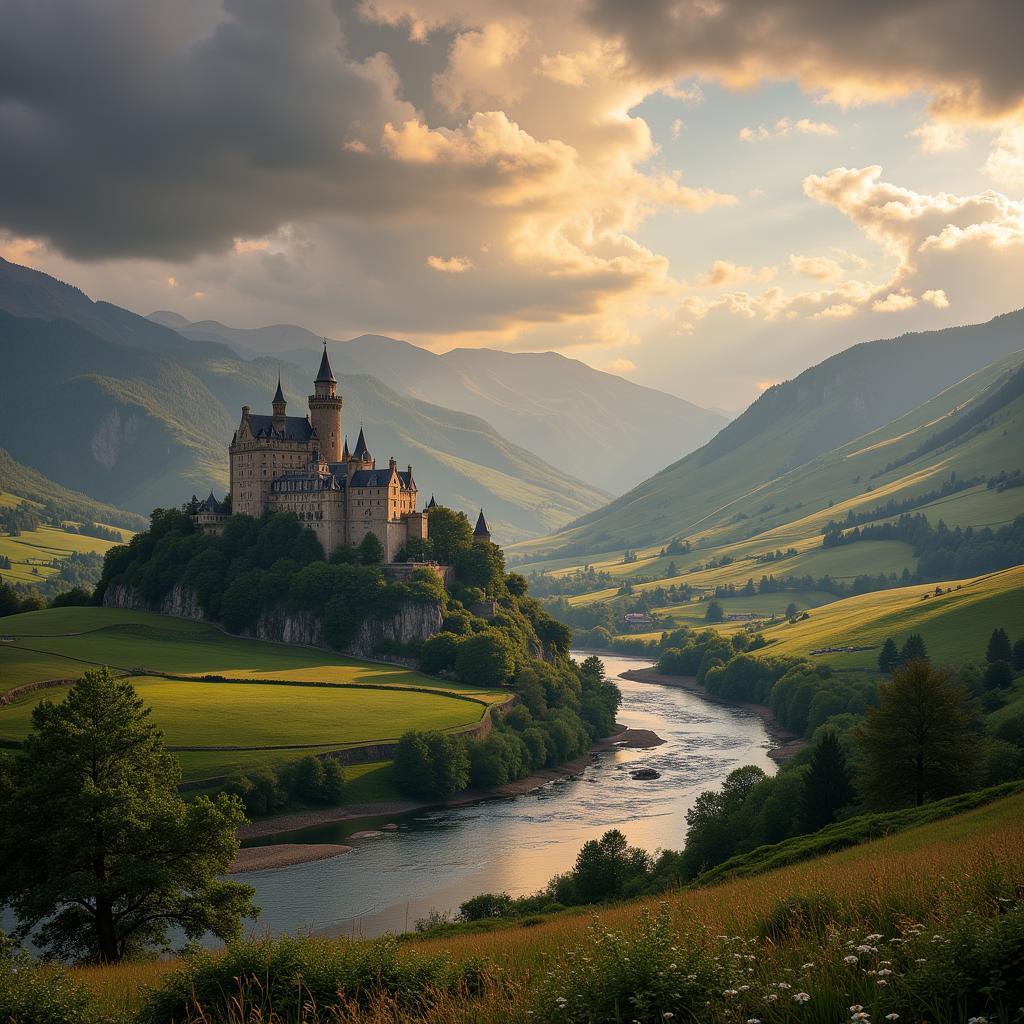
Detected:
[102,583,444,657]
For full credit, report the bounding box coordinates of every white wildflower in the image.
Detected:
[793,992,811,1004]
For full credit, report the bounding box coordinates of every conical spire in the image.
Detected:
[273,371,285,405]
[315,338,336,383]
[352,426,369,460]
[342,435,350,459]
[426,494,437,509]
[474,509,490,538]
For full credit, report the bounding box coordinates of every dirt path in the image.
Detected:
[620,668,808,765]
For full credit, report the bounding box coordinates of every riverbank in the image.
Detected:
[230,843,352,873]
[238,725,664,842]
[620,668,807,764]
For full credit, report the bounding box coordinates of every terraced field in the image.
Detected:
[0,521,128,585]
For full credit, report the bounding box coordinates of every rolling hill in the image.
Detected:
[0,258,607,541]
[514,308,1024,567]
[147,313,727,494]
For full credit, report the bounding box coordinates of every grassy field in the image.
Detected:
[0,607,507,781]
[754,563,1024,669]
[72,788,1024,1020]
[0,607,505,700]
[0,522,127,585]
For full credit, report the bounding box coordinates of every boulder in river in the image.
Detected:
[630,767,661,780]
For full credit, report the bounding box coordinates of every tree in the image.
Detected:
[705,599,725,623]
[293,755,327,802]
[986,627,1012,664]
[855,661,982,810]
[424,507,474,566]
[455,630,516,687]
[1015,638,1024,672]
[0,669,255,962]
[420,631,462,674]
[785,601,798,620]
[877,637,899,674]
[570,829,651,903]
[983,659,1015,690]
[800,730,854,830]
[899,633,928,665]
[357,531,385,565]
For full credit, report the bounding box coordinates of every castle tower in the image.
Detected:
[473,509,491,544]
[272,373,287,431]
[308,340,343,463]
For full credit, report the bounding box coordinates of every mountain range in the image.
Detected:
[513,307,1024,563]
[148,313,727,494]
[0,258,615,540]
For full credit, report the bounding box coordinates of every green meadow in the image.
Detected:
[0,607,505,781]
[755,563,1024,669]
[0,521,127,586]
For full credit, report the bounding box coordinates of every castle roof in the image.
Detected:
[474,509,490,536]
[247,413,315,442]
[315,343,336,383]
[348,468,416,489]
[342,436,350,458]
[272,373,285,405]
[200,491,222,513]
[426,494,437,508]
[352,427,370,460]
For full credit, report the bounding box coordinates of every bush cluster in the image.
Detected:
[393,656,620,800]
[222,754,345,817]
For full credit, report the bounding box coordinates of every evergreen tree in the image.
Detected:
[705,599,725,623]
[877,637,899,674]
[986,627,1012,664]
[0,668,255,962]
[983,660,1015,690]
[899,633,928,664]
[1014,638,1024,672]
[800,730,854,830]
[855,661,981,809]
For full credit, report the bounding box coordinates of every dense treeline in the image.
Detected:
[823,512,1024,580]
[393,655,620,799]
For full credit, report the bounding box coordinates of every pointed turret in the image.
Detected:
[272,371,286,425]
[342,436,350,459]
[473,509,491,544]
[426,494,437,509]
[315,339,336,384]
[352,426,370,462]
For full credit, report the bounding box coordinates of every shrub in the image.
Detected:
[138,934,485,1023]
[455,630,516,687]
[0,940,104,1024]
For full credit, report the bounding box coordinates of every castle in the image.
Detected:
[198,345,432,563]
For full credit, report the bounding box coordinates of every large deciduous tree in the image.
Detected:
[855,661,982,809]
[0,668,256,963]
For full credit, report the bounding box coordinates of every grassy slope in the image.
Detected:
[0,521,128,586]
[515,350,1024,623]
[0,607,506,779]
[75,788,1024,1016]
[754,564,1024,669]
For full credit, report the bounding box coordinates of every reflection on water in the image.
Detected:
[237,654,776,939]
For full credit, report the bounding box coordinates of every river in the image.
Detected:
[235,653,776,939]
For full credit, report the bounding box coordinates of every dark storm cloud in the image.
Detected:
[584,0,1024,121]
[0,0,428,259]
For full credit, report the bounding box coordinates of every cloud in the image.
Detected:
[909,121,968,153]
[921,288,950,309]
[810,302,856,320]
[983,125,1024,189]
[788,253,843,281]
[426,255,474,272]
[697,259,775,287]
[739,117,838,142]
[603,357,637,373]
[584,0,1024,123]
[671,118,683,139]
[872,291,917,313]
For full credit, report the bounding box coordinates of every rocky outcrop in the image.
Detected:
[103,582,204,620]
[102,583,443,657]
[348,601,444,658]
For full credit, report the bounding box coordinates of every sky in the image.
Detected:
[1,0,1023,410]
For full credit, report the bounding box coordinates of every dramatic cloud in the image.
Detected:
[585,0,1024,122]
[739,118,837,142]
